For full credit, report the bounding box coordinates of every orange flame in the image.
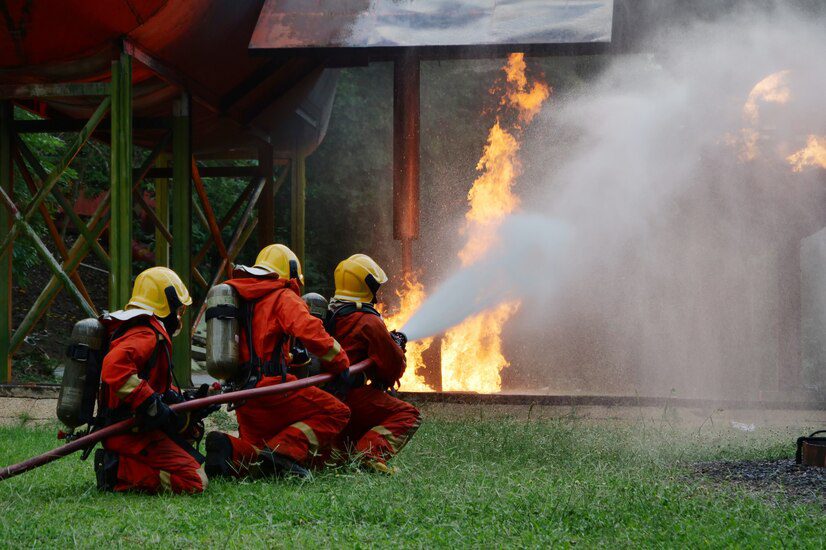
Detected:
[384,275,434,392]
[787,135,826,172]
[737,70,791,161]
[503,53,551,125]
[388,53,549,393]
[440,53,549,393]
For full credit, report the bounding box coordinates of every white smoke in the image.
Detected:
[402,214,572,341]
[403,4,826,398]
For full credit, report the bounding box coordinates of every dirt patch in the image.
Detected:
[694,459,826,507]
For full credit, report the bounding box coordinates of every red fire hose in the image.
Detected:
[0,360,372,482]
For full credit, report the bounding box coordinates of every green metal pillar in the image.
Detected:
[172,95,192,386]
[154,154,169,266]
[0,102,12,382]
[257,144,275,248]
[109,51,132,310]
[290,153,306,271]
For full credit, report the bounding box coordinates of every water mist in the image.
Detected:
[403,5,826,399]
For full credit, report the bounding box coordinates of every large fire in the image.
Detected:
[384,275,433,392]
[390,53,550,393]
[731,70,825,174]
[787,135,826,172]
[737,70,791,161]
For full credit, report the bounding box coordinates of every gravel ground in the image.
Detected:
[694,458,826,506]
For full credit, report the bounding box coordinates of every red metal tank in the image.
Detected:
[0,0,337,156]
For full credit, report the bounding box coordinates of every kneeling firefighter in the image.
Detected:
[98,267,213,494]
[325,254,422,474]
[204,244,350,479]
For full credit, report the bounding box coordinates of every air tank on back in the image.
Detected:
[205,283,240,381]
[57,318,107,430]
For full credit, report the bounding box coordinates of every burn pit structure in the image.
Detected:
[1,0,823,401]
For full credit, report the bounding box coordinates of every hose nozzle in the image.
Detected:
[390,330,408,352]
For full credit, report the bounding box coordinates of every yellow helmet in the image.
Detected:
[253,244,304,283]
[333,254,388,303]
[126,267,192,318]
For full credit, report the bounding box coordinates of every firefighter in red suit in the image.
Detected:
[205,244,350,478]
[326,254,422,474]
[98,267,208,494]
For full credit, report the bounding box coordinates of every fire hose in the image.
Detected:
[0,359,372,482]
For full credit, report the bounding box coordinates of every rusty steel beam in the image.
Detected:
[0,184,95,317]
[0,96,110,260]
[191,158,231,278]
[14,152,95,307]
[122,39,221,116]
[191,169,286,271]
[191,176,267,334]
[15,136,110,267]
[9,132,169,354]
[393,49,421,277]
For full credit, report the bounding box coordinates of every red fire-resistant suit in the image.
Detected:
[100,310,207,494]
[331,308,421,465]
[221,274,350,471]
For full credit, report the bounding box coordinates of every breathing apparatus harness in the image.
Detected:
[99,311,211,458]
[324,300,406,395]
[213,260,301,397]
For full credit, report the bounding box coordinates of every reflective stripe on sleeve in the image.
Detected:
[319,340,342,363]
[115,374,142,399]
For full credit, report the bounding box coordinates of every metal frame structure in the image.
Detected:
[0,46,302,385]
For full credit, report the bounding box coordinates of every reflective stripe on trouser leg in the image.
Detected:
[370,425,398,453]
[392,413,422,454]
[291,421,319,456]
[159,470,172,492]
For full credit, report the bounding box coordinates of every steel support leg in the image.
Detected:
[290,154,306,272]
[172,95,192,386]
[155,154,169,266]
[393,48,421,278]
[0,102,12,382]
[257,144,275,247]
[110,51,133,310]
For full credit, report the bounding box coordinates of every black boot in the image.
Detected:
[204,431,234,478]
[258,450,311,479]
[94,449,119,491]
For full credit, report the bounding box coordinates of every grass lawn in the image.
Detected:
[0,411,823,547]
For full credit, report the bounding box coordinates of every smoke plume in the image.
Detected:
[404,4,826,399]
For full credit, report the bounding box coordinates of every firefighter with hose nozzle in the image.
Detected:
[203,244,350,479]
[97,267,213,493]
[325,254,421,474]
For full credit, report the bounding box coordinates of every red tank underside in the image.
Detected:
[0,0,327,155]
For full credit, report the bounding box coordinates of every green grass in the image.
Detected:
[0,413,822,547]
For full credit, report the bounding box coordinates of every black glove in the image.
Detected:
[390,330,407,352]
[291,340,311,367]
[162,389,185,405]
[326,368,353,399]
[184,383,221,423]
[136,393,179,433]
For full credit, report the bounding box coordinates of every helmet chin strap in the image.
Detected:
[162,285,184,336]
[365,274,381,304]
